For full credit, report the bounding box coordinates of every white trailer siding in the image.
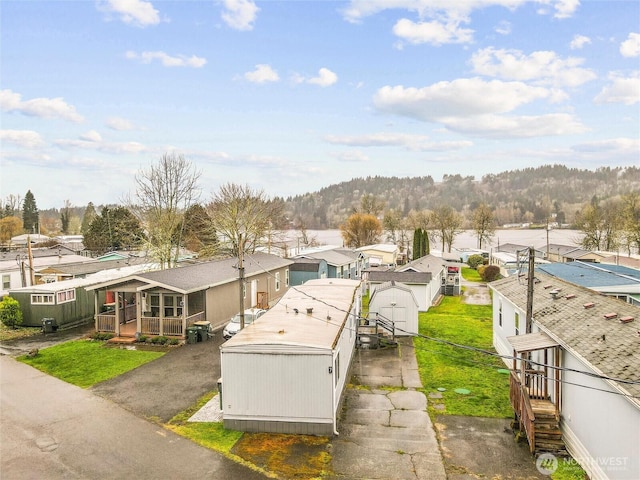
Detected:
[221,351,333,422]
[560,353,640,480]
[221,278,361,435]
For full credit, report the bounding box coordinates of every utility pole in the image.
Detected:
[238,232,245,330]
[526,246,535,334]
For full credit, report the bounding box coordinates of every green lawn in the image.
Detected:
[461,267,482,282]
[18,340,165,388]
[415,295,512,418]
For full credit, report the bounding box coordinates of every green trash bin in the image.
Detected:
[193,321,212,342]
[186,326,199,344]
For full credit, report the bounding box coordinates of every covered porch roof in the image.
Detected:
[507,331,560,353]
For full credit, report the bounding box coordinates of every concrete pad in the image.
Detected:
[330,440,420,480]
[435,415,546,479]
[345,391,394,410]
[390,409,431,429]
[388,390,427,410]
[343,408,390,426]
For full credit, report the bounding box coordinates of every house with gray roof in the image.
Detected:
[544,244,604,263]
[294,248,365,281]
[86,252,293,339]
[490,272,639,479]
[289,257,329,286]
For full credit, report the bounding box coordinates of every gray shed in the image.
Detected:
[368,280,419,336]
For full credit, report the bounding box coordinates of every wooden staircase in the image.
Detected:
[530,399,566,455]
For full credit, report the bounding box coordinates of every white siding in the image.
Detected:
[222,352,333,421]
[561,353,640,480]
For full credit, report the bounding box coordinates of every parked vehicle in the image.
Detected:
[222,308,267,339]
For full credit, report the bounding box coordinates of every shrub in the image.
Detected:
[467,254,485,269]
[151,336,169,345]
[91,332,115,341]
[480,265,501,282]
[136,335,148,343]
[0,297,23,329]
[168,338,180,345]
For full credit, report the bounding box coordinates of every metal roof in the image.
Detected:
[221,278,360,352]
[537,262,640,289]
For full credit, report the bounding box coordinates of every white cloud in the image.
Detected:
[470,47,596,87]
[569,34,591,50]
[97,0,161,27]
[594,72,640,105]
[125,51,207,68]
[341,0,579,23]
[443,113,588,138]
[221,0,259,31]
[620,32,640,58]
[244,64,279,83]
[106,117,135,131]
[330,150,369,162]
[80,130,103,142]
[0,129,45,149]
[324,132,472,151]
[0,89,84,123]
[572,137,640,153]
[495,20,511,36]
[393,18,473,46]
[373,78,553,121]
[295,68,338,87]
[551,0,580,19]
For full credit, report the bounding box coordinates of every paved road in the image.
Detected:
[0,355,266,480]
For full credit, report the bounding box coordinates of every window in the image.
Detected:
[275,272,281,291]
[498,301,503,328]
[56,289,75,304]
[163,294,183,317]
[31,294,54,305]
[285,269,290,287]
[515,312,520,335]
[2,274,10,290]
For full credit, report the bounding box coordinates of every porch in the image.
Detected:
[507,332,565,455]
[96,310,206,338]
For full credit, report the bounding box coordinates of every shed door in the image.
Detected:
[380,306,406,334]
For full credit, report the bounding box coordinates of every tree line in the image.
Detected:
[2,158,639,263]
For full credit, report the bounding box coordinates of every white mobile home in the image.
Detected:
[490,273,640,479]
[220,278,361,435]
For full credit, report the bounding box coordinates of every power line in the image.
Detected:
[243,253,640,397]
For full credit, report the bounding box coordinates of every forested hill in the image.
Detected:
[284,165,640,229]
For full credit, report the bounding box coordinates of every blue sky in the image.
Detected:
[1,0,639,209]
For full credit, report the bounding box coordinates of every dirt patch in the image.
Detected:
[462,283,491,305]
[232,433,331,479]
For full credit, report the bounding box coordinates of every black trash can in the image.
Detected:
[42,318,56,334]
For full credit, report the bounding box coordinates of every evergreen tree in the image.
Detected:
[22,190,39,233]
[83,205,144,254]
[60,200,71,234]
[81,202,97,234]
[412,228,429,260]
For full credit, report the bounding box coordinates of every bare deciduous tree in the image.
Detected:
[429,205,463,253]
[472,203,495,249]
[207,183,285,257]
[131,153,201,269]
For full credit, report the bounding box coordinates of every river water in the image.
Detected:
[287,228,585,252]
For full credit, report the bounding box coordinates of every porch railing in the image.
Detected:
[97,314,116,332]
[98,311,206,337]
[510,370,536,453]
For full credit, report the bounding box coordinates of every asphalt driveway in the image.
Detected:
[90,333,223,423]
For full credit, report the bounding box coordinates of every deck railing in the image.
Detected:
[510,370,536,453]
[98,310,206,337]
[97,314,116,332]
